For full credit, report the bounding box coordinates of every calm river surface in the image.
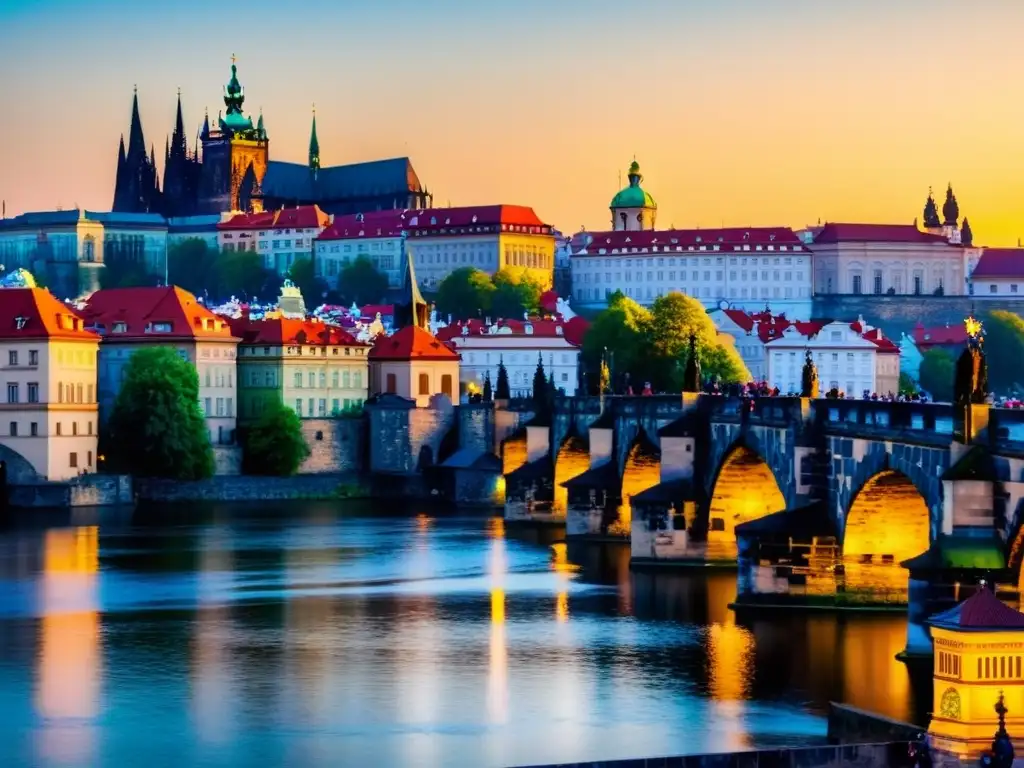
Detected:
[0,501,932,768]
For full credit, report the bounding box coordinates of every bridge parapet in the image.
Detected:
[988,407,1024,457]
[818,399,954,447]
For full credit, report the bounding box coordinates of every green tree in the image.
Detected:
[482,372,493,402]
[581,291,652,379]
[983,310,1024,395]
[919,348,956,402]
[435,267,495,320]
[898,372,917,395]
[100,261,154,289]
[288,256,327,305]
[496,358,511,399]
[243,401,310,476]
[492,269,543,318]
[336,256,389,307]
[168,238,216,297]
[217,249,272,301]
[103,347,214,480]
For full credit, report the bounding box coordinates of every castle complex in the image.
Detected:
[112,58,433,218]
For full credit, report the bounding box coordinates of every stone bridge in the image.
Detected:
[497,393,1024,589]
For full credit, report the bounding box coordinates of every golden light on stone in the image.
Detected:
[501,430,527,476]
[708,448,786,560]
[553,436,589,514]
[618,440,660,535]
[842,471,929,594]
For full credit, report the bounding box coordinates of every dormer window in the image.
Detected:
[113,322,127,333]
[524,324,534,335]
[430,216,437,225]
[14,316,28,330]
[555,326,564,336]
[151,322,172,333]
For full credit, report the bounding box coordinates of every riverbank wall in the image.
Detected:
[135,473,366,502]
[516,741,919,768]
[8,473,133,509]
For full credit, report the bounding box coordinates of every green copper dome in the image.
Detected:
[610,160,657,210]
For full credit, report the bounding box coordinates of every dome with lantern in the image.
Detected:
[610,160,657,231]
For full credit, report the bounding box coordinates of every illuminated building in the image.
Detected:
[0,289,100,481]
[217,205,330,276]
[403,205,555,290]
[315,210,407,289]
[927,586,1024,758]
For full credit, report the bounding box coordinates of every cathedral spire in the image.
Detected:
[127,86,146,160]
[309,103,320,176]
[172,87,187,159]
[394,249,429,330]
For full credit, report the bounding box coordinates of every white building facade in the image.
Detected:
[315,211,406,289]
[437,319,586,397]
[966,248,1024,297]
[570,227,813,314]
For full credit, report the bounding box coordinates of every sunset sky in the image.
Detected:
[3,0,1024,244]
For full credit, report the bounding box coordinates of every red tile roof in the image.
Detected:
[317,210,408,242]
[219,205,330,232]
[912,322,968,347]
[573,227,807,254]
[229,317,364,347]
[369,326,460,361]
[539,290,559,313]
[358,304,394,318]
[813,223,952,245]
[0,288,98,341]
[929,586,1024,630]
[404,205,550,235]
[81,287,236,341]
[719,309,897,350]
[434,316,588,347]
[970,248,1024,278]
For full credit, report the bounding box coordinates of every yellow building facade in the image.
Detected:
[927,586,1024,758]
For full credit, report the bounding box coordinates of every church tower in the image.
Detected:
[942,183,962,244]
[162,89,202,217]
[112,88,161,213]
[609,160,657,231]
[196,56,269,214]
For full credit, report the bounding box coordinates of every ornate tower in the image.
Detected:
[610,159,657,231]
[196,56,269,214]
[942,183,962,244]
[162,89,202,217]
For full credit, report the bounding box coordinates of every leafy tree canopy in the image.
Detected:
[435,267,495,320]
[898,371,917,396]
[492,269,543,318]
[336,256,389,307]
[919,348,955,403]
[243,401,310,476]
[103,347,214,480]
[983,310,1024,395]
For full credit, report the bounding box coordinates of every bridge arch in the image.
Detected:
[553,432,589,513]
[501,427,528,476]
[842,469,931,592]
[618,429,661,535]
[0,444,40,486]
[707,443,787,558]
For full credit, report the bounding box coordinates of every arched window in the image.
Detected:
[418,373,430,395]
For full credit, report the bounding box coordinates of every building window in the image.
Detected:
[990,284,997,294]
[852,275,862,295]
[6,383,17,403]
[914,275,922,295]
[295,399,302,415]
[8,351,17,366]
[873,270,883,295]
[386,373,397,394]
[294,372,302,387]
[418,373,430,395]
[28,350,38,366]
[88,451,93,467]
[69,453,78,469]
[72,422,78,436]
[9,421,16,436]
[30,422,37,436]
[441,374,453,399]
[318,399,327,416]
[55,422,62,436]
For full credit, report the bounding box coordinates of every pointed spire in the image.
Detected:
[961,217,974,247]
[201,107,210,140]
[127,87,146,159]
[394,250,428,330]
[172,87,187,158]
[923,186,941,229]
[309,103,320,176]
[165,135,170,163]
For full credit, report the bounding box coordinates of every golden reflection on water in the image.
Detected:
[488,514,508,723]
[551,543,575,623]
[704,574,755,753]
[36,527,101,763]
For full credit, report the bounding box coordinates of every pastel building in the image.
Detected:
[0,288,100,481]
[80,286,240,444]
[403,205,554,290]
[966,248,1024,297]
[315,210,407,289]
[230,316,369,422]
[436,317,588,398]
[217,205,330,276]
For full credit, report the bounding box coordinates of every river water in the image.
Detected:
[0,501,932,768]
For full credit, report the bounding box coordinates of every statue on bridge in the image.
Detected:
[981,692,1015,768]
[801,349,819,398]
[955,312,988,409]
[683,333,701,393]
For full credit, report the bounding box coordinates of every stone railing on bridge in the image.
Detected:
[988,407,1024,457]
[817,399,955,446]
